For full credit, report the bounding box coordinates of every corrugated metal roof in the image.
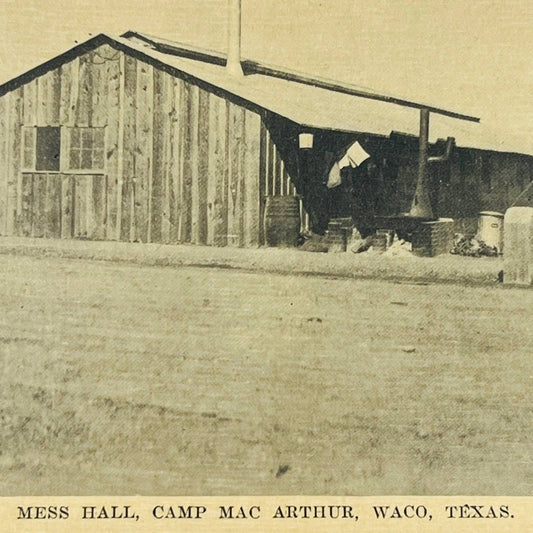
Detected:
[1,32,532,156]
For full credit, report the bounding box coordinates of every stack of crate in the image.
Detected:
[326,217,354,252]
[411,218,455,257]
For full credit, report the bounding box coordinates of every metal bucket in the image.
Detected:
[264,196,301,247]
[478,211,504,253]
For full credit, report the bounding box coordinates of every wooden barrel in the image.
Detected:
[264,196,301,247]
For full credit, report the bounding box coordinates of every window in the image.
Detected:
[22,127,61,171]
[67,127,105,171]
[21,126,105,173]
[36,127,61,171]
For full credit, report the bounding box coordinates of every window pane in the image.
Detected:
[69,148,81,170]
[81,149,92,169]
[70,128,80,149]
[65,127,105,171]
[36,127,60,171]
[94,128,105,149]
[81,129,93,150]
[93,149,104,170]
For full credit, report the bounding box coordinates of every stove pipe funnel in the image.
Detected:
[227,0,244,77]
[410,108,434,219]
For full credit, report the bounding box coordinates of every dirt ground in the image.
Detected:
[0,253,531,495]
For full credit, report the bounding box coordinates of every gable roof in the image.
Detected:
[123,31,479,123]
[1,32,532,157]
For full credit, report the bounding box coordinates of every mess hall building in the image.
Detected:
[0,9,532,249]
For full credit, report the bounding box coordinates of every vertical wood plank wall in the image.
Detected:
[1,45,532,245]
[0,45,289,247]
[0,45,311,246]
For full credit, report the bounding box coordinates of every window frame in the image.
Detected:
[21,125,107,175]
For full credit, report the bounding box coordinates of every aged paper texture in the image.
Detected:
[0,1,532,531]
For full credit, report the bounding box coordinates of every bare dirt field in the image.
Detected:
[0,253,531,495]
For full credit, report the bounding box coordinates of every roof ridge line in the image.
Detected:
[122,30,480,123]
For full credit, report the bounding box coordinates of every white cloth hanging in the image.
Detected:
[338,153,351,169]
[338,141,371,169]
[326,161,342,188]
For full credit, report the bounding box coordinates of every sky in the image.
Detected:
[1,0,532,137]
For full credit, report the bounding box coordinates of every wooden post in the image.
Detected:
[206,94,228,246]
[243,110,261,247]
[121,55,136,242]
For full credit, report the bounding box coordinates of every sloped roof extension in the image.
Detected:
[1,32,531,156]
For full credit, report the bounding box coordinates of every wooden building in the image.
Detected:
[0,33,306,247]
[0,31,532,246]
[334,131,533,236]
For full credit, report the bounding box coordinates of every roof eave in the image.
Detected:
[122,30,480,124]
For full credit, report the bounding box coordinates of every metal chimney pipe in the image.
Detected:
[410,108,434,219]
[227,0,244,77]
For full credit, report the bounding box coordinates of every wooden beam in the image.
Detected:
[0,95,7,234]
[227,103,244,246]
[245,63,480,123]
[23,80,38,126]
[121,54,136,242]
[45,173,61,238]
[32,174,46,238]
[104,45,121,240]
[91,174,106,239]
[8,89,23,235]
[168,76,183,243]
[179,82,193,242]
[76,53,92,127]
[116,52,125,240]
[258,121,267,245]
[197,88,209,245]
[206,93,228,246]
[134,60,154,242]
[160,71,173,244]
[60,58,79,128]
[243,109,261,247]
[151,67,165,243]
[47,69,61,125]
[20,173,33,236]
[189,84,200,244]
[60,174,73,239]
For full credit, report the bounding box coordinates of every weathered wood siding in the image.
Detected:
[1,44,532,245]
[0,44,305,247]
[18,172,106,239]
[0,46,121,240]
[390,141,533,234]
[439,150,533,234]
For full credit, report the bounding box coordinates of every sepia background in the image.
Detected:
[1,0,533,137]
[0,0,532,497]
